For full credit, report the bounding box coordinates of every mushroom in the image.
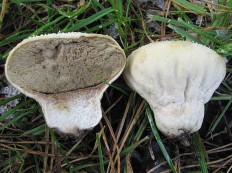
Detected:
[5,32,126,136]
[123,41,226,137]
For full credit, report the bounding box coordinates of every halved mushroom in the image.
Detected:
[123,41,226,137]
[5,32,126,136]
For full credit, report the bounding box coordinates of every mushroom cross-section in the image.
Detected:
[123,41,226,137]
[5,32,126,136]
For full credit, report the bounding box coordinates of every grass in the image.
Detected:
[0,0,232,172]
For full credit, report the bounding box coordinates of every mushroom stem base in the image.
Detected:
[150,100,205,137]
[35,86,106,136]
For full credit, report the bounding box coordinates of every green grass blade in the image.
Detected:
[46,0,53,22]
[0,99,34,121]
[0,106,39,130]
[146,105,177,173]
[173,0,207,14]
[31,16,66,36]
[216,43,232,56]
[85,19,117,33]
[211,96,232,101]
[69,4,90,18]
[22,124,45,135]
[11,0,24,6]
[133,117,149,141]
[96,133,105,173]
[207,99,232,136]
[117,0,123,20]
[150,15,224,45]
[34,156,40,173]
[192,132,208,173]
[11,0,45,5]
[150,15,184,27]
[91,0,105,10]
[168,24,203,43]
[66,8,114,32]
[0,94,23,106]
[0,30,33,47]
[227,0,232,7]
[177,18,224,45]
[121,136,149,157]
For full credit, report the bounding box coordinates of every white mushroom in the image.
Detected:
[5,32,126,136]
[123,41,226,137]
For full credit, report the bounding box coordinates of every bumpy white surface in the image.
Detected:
[9,84,107,135]
[35,85,106,135]
[5,32,126,136]
[123,41,226,137]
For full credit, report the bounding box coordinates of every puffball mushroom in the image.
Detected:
[5,32,126,136]
[123,41,226,137]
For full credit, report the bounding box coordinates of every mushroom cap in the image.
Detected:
[5,32,126,135]
[123,41,226,137]
[6,32,125,94]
